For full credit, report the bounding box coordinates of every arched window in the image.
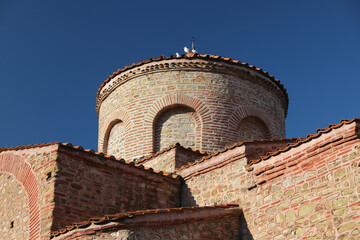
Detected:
[154,106,197,152]
[105,120,125,158]
[237,116,271,142]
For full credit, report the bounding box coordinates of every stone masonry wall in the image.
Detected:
[244,122,360,240]
[98,57,287,161]
[0,173,29,240]
[179,121,360,240]
[107,121,125,158]
[154,107,197,152]
[52,206,243,240]
[52,145,181,230]
[138,144,206,173]
[0,145,59,240]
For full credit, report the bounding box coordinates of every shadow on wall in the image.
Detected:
[180,182,198,207]
[181,183,254,239]
[239,213,254,240]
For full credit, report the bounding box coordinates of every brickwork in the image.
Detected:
[179,121,360,240]
[238,116,270,142]
[52,205,243,240]
[137,144,206,173]
[0,144,59,240]
[52,145,181,230]
[98,56,287,160]
[0,173,29,240]
[154,106,197,152]
[107,121,125,158]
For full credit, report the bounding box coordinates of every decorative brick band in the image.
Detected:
[144,94,212,152]
[0,153,41,240]
[96,56,288,116]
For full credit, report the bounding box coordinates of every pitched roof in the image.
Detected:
[50,204,240,238]
[0,142,180,180]
[177,138,299,171]
[96,53,288,114]
[135,142,207,165]
[248,118,360,166]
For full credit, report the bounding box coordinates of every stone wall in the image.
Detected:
[179,121,360,240]
[154,106,197,152]
[0,144,59,240]
[137,143,206,173]
[52,205,244,240]
[106,121,125,158]
[52,145,181,230]
[98,56,287,160]
[0,173,29,239]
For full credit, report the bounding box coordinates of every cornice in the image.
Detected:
[96,54,289,116]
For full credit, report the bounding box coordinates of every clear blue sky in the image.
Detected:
[1,0,359,151]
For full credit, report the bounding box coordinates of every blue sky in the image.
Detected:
[1,0,359,150]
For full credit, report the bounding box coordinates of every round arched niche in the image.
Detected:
[237,116,271,142]
[104,120,126,158]
[0,173,30,239]
[153,105,199,152]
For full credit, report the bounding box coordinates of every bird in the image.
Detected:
[184,47,190,54]
[176,53,180,57]
[191,49,197,54]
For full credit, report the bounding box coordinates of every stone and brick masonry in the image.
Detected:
[1,53,359,240]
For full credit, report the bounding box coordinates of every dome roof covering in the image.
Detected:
[96,53,289,115]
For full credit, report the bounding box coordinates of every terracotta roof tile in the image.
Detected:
[50,204,239,238]
[0,142,180,180]
[96,53,288,115]
[248,118,360,166]
[177,138,298,171]
[135,142,207,165]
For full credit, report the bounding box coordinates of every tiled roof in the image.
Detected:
[178,138,299,171]
[0,142,60,153]
[248,118,360,166]
[50,204,239,238]
[96,53,288,111]
[0,142,180,180]
[135,142,207,165]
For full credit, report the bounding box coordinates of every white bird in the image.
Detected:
[176,53,180,57]
[184,47,190,54]
[191,49,197,54]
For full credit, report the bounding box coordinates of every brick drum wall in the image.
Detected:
[0,173,29,240]
[154,107,196,152]
[107,121,125,158]
[98,57,287,161]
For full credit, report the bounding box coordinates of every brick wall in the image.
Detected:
[0,144,59,240]
[52,205,244,240]
[52,145,181,230]
[178,121,360,240]
[137,144,206,173]
[98,57,287,161]
[244,122,360,239]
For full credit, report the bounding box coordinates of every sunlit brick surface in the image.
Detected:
[98,57,287,160]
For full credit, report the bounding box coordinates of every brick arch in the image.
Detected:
[144,95,212,153]
[229,107,276,139]
[153,105,200,152]
[99,107,132,153]
[0,153,40,240]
